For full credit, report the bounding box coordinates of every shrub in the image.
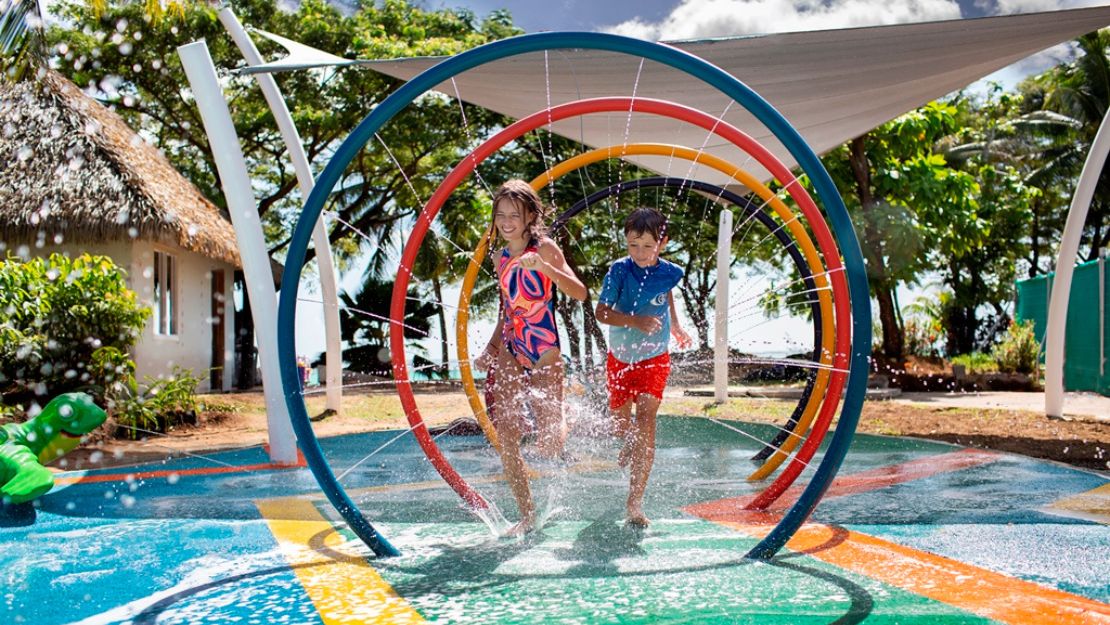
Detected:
[949,352,998,374]
[904,316,942,358]
[992,319,1040,375]
[0,253,149,411]
[110,367,202,439]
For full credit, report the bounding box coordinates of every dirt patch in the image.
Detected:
[58,387,1110,474]
[860,401,1108,470]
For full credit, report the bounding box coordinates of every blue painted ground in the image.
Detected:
[1,416,1106,624]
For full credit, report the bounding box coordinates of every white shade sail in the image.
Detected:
[246,6,1110,189]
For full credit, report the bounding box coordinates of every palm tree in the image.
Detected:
[1,0,46,82]
[1016,30,1110,262]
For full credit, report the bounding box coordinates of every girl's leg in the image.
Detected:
[627,392,661,526]
[491,348,535,534]
[529,354,567,458]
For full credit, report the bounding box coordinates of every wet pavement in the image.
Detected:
[2,416,1107,624]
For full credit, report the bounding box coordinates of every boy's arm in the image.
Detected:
[668,292,693,349]
[596,303,662,334]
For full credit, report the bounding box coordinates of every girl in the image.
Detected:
[475,179,587,536]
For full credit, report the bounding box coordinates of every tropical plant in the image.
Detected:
[991,319,1040,375]
[0,253,149,410]
[949,352,998,374]
[43,0,520,382]
[1,0,189,82]
[338,276,438,377]
[109,366,202,439]
[822,102,977,359]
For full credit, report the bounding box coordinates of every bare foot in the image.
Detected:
[627,504,649,527]
[618,441,632,468]
[503,518,535,538]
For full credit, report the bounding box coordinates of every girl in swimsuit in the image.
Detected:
[475,179,587,536]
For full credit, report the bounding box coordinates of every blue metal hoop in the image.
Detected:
[277,31,871,560]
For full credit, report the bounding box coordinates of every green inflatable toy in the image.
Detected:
[1,392,107,504]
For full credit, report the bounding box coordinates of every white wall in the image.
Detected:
[10,239,237,393]
[128,240,236,392]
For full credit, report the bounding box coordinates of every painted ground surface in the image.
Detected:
[2,416,1108,624]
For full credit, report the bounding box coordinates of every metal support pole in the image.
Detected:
[219,9,343,413]
[1100,255,1105,378]
[714,209,732,402]
[179,40,297,463]
[1046,109,1110,418]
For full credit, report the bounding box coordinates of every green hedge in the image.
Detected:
[0,253,149,412]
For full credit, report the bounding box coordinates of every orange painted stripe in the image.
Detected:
[54,459,305,485]
[684,449,1110,625]
[687,448,1001,521]
[722,521,1110,625]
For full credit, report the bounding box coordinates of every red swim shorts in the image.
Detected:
[606,351,671,410]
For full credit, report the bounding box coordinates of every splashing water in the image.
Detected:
[470,500,512,537]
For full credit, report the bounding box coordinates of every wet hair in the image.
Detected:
[624,207,668,241]
[490,179,549,241]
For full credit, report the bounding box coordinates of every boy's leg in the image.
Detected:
[491,348,535,534]
[529,355,567,458]
[627,392,661,526]
[612,400,635,467]
[606,352,634,464]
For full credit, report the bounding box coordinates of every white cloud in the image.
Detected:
[604,0,963,41]
[992,0,1108,14]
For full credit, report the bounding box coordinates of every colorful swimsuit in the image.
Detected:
[498,240,560,369]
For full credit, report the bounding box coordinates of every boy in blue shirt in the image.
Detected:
[596,207,692,526]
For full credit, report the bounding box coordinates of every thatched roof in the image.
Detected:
[0,69,241,267]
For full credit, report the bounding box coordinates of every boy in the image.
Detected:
[595,207,692,526]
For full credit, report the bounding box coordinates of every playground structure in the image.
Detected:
[5,9,1110,625]
[173,5,1110,563]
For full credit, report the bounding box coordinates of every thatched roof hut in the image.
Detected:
[0,69,241,267]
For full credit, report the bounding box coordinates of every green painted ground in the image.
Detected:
[363,521,999,624]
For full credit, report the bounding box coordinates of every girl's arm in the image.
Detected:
[668,292,693,349]
[523,238,588,301]
[474,308,504,372]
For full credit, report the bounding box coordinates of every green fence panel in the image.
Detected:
[1016,258,1108,396]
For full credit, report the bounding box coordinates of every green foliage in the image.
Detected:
[109,367,201,439]
[1,0,45,81]
[903,316,942,358]
[339,276,437,376]
[45,0,519,268]
[949,352,998,374]
[45,0,523,375]
[0,253,149,410]
[991,319,1040,375]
